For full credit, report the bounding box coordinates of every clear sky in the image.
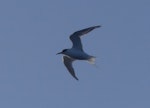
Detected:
[0,0,150,108]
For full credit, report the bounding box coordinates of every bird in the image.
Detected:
[57,25,101,80]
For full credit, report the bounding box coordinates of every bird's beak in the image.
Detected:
[56,52,62,55]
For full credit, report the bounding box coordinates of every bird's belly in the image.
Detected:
[69,52,90,60]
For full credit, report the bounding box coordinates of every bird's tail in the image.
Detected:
[87,56,96,64]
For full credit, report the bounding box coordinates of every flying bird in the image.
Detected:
[57,25,101,80]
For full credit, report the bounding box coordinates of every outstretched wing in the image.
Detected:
[63,56,78,80]
[70,25,101,51]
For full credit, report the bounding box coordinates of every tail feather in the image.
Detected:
[87,56,96,64]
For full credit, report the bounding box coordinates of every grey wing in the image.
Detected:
[70,25,101,51]
[63,56,79,80]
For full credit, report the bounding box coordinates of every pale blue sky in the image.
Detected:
[0,0,150,108]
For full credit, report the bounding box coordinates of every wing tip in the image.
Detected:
[74,76,79,80]
[73,75,79,80]
[94,25,101,28]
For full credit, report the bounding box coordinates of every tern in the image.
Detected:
[57,25,101,80]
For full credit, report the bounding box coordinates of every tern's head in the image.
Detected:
[57,49,68,55]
